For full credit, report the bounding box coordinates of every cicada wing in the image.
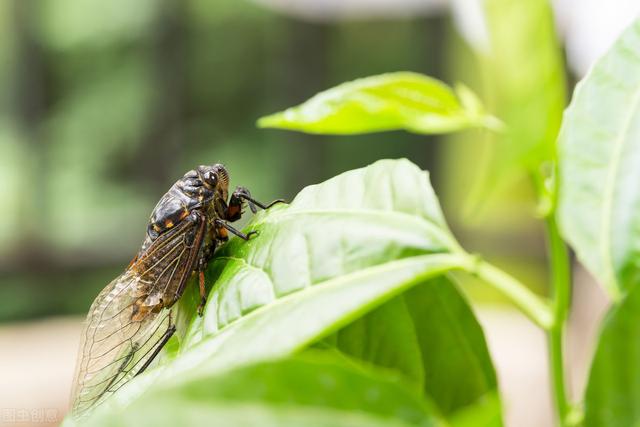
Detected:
[70,212,206,416]
[69,271,173,416]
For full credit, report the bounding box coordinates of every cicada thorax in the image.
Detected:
[143,170,209,243]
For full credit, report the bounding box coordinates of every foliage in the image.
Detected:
[258,72,501,135]
[557,20,640,301]
[480,0,566,192]
[584,283,640,426]
[560,19,640,427]
[69,158,505,426]
[254,15,640,427]
[74,352,445,427]
[61,3,640,427]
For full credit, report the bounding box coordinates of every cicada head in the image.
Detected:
[197,164,230,212]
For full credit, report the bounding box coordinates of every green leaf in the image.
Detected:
[584,283,640,426]
[328,276,498,415]
[257,72,500,135]
[403,277,497,414]
[76,159,485,415]
[557,19,640,299]
[323,294,427,392]
[468,0,566,206]
[70,352,443,427]
[171,254,464,384]
[192,157,461,342]
[67,159,503,426]
[449,393,502,427]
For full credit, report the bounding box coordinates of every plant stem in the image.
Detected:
[545,215,572,425]
[462,255,554,330]
[548,327,568,424]
[546,217,571,327]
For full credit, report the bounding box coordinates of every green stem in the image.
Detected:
[546,217,571,327]
[545,215,572,425]
[462,255,554,330]
[549,327,568,424]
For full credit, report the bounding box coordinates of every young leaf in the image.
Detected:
[69,352,443,427]
[557,19,640,299]
[328,276,498,416]
[467,0,566,207]
[484,0,565,169]
[584,283,640,426]
[258,72,500,135]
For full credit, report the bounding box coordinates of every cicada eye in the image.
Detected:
[203,171,218,187]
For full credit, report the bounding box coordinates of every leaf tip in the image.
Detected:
[256,113,281,129]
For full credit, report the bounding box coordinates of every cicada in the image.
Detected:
[69,164,282,416]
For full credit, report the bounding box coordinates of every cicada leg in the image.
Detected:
[192,189,284,316]
[195,240,216,316]
[214,219,258,241]
[197,271,206,316]
[227,186,285,220]
[136,319,176,376]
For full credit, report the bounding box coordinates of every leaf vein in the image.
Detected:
[600,80,640,299]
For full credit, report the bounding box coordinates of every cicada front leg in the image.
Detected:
[227,186,285,220]
[217,187,285,241]
[214,219,258,241]
[195,189,285,316]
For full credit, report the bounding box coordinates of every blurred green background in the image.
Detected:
[0,0,482,322]
[0,0,630,324]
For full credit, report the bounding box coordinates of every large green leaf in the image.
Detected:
[257,72,500,135]
[189,158,461,343]
[169,254,464,384]
[557,19,640,299]
[69,352,444,427]
[68,159,497,424]
[163,159,470,382]
[584,283,640,426]
[327,276,498,416]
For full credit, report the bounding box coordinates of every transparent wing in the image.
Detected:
[70,271,173,415]
[70,214,205,416]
